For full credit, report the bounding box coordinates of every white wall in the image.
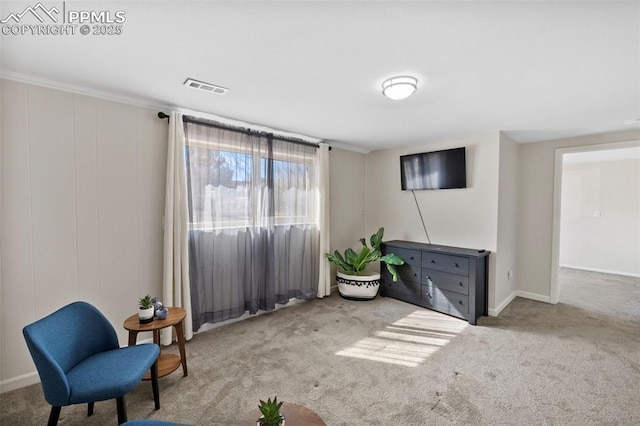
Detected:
[0,79,168,392]
[3,76,636,394]
[0,82,368,391]
[328,147,367,283]
[494,133,519,313]
[517,130,640,300]
[365,132,501,311]
[560,158,640,276]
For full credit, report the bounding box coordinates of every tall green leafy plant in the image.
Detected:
[325,227,405,281]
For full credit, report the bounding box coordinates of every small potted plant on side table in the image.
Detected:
[257,397,285,426]
[138,294,154,324]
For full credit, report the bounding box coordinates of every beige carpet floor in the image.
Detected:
[1,268,639,425]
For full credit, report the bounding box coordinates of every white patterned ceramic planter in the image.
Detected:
[138,307,154,324]
[337,271,381,300]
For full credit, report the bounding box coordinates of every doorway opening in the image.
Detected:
[550,141,640,304]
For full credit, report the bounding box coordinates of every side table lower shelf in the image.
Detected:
[144,353,182,380]
[123,306,189,380]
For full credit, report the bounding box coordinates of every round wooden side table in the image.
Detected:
[238,403,325,425]
[123,307,188,379]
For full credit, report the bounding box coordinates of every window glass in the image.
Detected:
[186,143,316,230]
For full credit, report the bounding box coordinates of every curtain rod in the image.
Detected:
[182,115,323,149]
[157,112,328,150]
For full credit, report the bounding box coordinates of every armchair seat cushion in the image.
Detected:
[67,344,160,404]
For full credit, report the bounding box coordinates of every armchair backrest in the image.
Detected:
[23,301,120,406]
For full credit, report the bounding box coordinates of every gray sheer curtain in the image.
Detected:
[184,119,319,330]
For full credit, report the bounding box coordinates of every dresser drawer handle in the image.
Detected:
[459,282,464,286]
[426,292,432,299]
[412,288,417,293]
[454,263,460,268]
[426,275,431,281]
[458,300,463,305]
[430,259,436,264]
[409,255,414,260]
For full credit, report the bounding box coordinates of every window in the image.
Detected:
[185,132,317,230]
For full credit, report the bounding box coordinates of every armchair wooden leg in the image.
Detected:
[87,402,94,416]
[116,396,127,425]
[47,406,61,426]
[151,360,160,410]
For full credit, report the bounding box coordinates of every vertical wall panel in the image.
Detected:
[136,109,167,301]
[95,99,141,340]
[1,80,168,388]
[0,80,36,381]
[74,95,100,305]
[27,86,79,318]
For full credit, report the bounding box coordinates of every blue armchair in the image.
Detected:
[23,301,161,425]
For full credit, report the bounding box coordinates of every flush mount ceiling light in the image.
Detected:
[184,78,229,95]
[382,76,418,100]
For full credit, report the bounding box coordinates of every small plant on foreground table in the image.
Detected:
[257,397,285,426]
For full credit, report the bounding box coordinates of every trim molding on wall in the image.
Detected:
[0,69,170,111]
[0,337,155,394]
[0,372,39,394]
[560,264,640,279]
[328,140,371,154]
[515,290,551,304]
[489,291,517,316]
[489,289,553,317]
[0,70,320,143]
[0,70,368,154]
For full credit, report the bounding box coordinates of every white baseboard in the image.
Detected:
[515,290,552,304]
[0,372,40,394]
[196,297,307,335]
[489,291,517,316]
[560,264,640,278]
[0,338,156,395]
[488,290,554,318]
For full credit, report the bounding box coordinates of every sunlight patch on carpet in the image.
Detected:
[335,309,468,367]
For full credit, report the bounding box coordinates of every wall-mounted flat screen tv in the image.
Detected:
[400,147,466,190]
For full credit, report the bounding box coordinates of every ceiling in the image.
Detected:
[1,1,639,151]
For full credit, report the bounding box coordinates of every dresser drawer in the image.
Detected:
[422,252,469,275]
[394,262,421,283]
[381,273,420,300]
[422,269,469,295]
[422,283,468,318]
[387,246,421,267]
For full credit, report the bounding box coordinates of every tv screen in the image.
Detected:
[400,147,466,190]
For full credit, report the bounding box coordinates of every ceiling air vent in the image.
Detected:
[183,78,229,95]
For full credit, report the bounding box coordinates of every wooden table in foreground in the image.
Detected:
[123,307,188,379]
[239,403,325,426]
